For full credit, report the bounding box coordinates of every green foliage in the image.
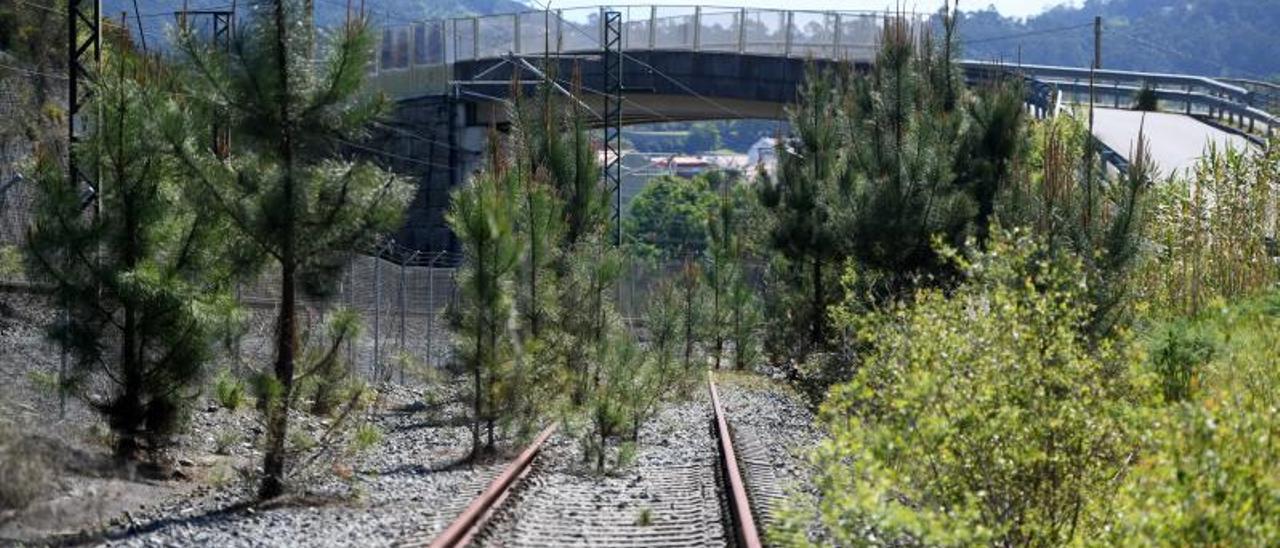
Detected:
[214,369,246,411]
[635,506,653,527]
[1110,292,1280,545]
[213,428,239,456]
[303,308,362,416]
[448,164,522,457]
[1147,320,1214,404]
[1003,114,1153,337]
[704,184,761,370]
[1134,83,1160,111]
[584,330,645,473]
[350,424,383,454]
[757,65,845,357]
[169,0,412,497]
[780,229,1145,546]
[955,80,1026,246]
[624,174,717,260]
[685,123,722,152]
[1135,139,1280,317]
[25,41,231,461]
[839,20,971,294]
[0,246,21,278]
[0,0,64,151]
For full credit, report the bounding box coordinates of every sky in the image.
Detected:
[544,0,1075,19]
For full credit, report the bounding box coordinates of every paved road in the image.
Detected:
[1091,108,1255,178]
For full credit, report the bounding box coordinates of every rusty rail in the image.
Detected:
[709,373,763,548]
[428,423,558,548]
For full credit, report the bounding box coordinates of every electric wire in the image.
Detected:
[962,22,1093,45]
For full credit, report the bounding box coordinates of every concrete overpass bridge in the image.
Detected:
[362,5,1278,253]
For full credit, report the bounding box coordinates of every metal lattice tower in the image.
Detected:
[182,9,236,158]
[602,10,623,246]
[68,0,101,208]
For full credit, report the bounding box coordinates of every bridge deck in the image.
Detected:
[1091,108,1255,178]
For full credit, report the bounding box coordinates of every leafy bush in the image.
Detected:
[624,174,717,260]
[1147,320,1215,403]
[305,308,361,416]
[777,229,1146,546]
[213,428,239,455]
[0,245,20,278]
[1111,293,1280,544]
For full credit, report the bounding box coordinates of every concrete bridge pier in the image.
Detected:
[372,95,486,258]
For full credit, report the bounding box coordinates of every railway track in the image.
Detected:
[413,374,769,548]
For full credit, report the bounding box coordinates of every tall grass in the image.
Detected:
[1137,139,1280,316]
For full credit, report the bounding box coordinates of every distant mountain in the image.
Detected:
[102,0,531,46]
[957,0,1280,80]
[102,0,1276,81]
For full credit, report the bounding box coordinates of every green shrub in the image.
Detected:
[1134,83,1159,111]
[776,229,1146,546]
[0,245,21,278]
[1136,140,1280,317]
[1147,320,1215,403]
[213,428,239,455]
[1111,291,1280,545]
[214,369,245,411]
[350,424,382,454]
[636,507,653,527]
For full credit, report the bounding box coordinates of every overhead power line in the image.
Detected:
[963,22,1093,45]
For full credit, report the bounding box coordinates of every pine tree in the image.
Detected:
[840,15,971,296]
[167,1,412,497]
[704,183,738,369]
[758,65,844,357]
[677,258,702,370]
[509,81,566,341]
[956,80,1026,247]
[26,41,232,462]
[447,161,521,458]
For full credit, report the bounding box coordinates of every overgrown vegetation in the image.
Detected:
[168,0,411,497]
[1135,141,1280,316]
[776,230,1147,545]
[768,5,1280,546]
[26,37,233,462]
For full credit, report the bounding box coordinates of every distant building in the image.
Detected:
[747,137,778,168]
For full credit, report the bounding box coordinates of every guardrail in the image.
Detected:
[968,62,1278,138]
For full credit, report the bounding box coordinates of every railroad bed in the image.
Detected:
[416,374,788,548]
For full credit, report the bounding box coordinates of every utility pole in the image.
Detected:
[1089,15,1101,138]
[1086,15,1101,230]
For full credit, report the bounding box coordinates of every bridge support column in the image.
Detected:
[375,95,485,257]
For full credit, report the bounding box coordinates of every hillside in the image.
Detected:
[958,0,1280,80]
[100,0,530,43]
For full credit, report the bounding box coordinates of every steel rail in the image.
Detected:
[427,423,559,548]
[709,373,763,548]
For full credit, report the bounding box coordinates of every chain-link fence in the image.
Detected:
[229,248,461,382]
[3,158,767,385]
[1,168,462,382]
